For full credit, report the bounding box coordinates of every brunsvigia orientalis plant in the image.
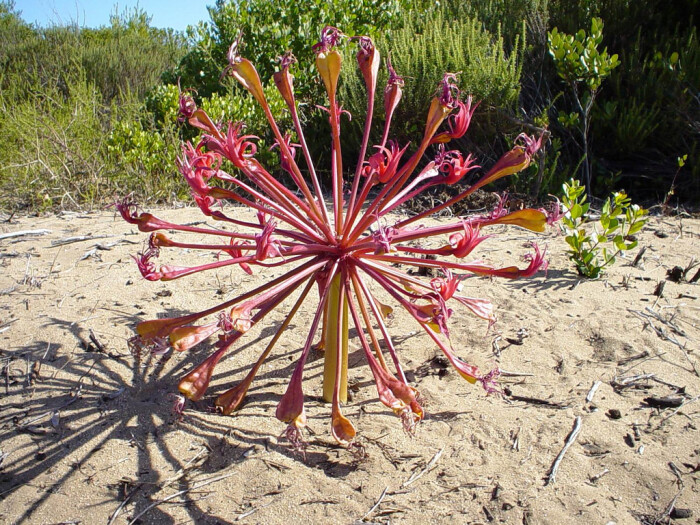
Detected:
[118,28,557,448]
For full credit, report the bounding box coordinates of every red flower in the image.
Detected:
[431,96,478,144]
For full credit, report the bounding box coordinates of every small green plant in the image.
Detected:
[662,154,687,214]
[561,179,648,278]
[548,18,619,194]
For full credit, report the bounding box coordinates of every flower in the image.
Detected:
[431,96,477,144]
[121,29,556,448]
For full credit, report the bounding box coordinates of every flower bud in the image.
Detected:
[178,347,227,401]
[315,49,342,101]
[356,36,380,92]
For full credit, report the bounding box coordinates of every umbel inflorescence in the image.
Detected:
[118,27,556,447]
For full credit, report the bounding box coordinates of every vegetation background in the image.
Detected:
[0,0,697,212]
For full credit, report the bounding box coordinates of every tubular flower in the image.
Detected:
[471,133,545,190]
[363,141,408,185]
[381,55,404,145]
[356,36,380,90]
[430,96,477,144]
[449,222,491,258]
[273,52,297,109]
[423,74,459,141]
[436,147,480,185]
[177,89,197,122]
[221,239,253,275]
[119,29,558,449]
[313,26,344,101]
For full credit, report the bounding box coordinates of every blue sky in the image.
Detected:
[16,0,213,31]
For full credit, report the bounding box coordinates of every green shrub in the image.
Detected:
[80,9,185,102]
[592,24,699,198]
[0,2,189,211]
[547,17,620,193]
[106,111,182,200]
[0,74,109,210]
[546,0,699,200]
[0,4,185,105]
[421,0,549,53]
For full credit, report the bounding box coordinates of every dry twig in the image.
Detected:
[360,486,389,522]
[402,448,444,487]
[127,472,235,525]
[586,381,602,403]
[545,416,582,486]
[0,229,51,241]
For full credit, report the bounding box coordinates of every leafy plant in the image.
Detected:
[548,17,619,194]
[119,28,556,447]
[560,179,647,278]
[0,3,188,211]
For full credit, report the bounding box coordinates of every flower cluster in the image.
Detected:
[119,28,553,447]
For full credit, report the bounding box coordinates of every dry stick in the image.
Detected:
[612,373,656,390]
[163,446,210,487]
[361,486,389,521]
[107,484,142,525]
[656,395,700,428]
[589,468,610,484]
[586,381,602,403]
[402,448,444,487]
[507,394,567,409]
[644,307,687,337]
[619,353,665,376]
[668,462,685,486]
[16,392,81,429]
[638,309,700,376]
[649,375,685,391]
[0,229,51,241]
[632,246,647,267]
[50,234,112,247]
[617,350,649,366]
[661,489,684,522]
[235,502,272,521]
[545,416,582,486]
[127,472,235,525]
[631,309,692,354]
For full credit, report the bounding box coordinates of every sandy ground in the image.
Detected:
[0,205,699,525]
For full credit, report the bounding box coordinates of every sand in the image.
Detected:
[1,206,698,524]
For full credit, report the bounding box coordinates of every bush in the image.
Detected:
[546,0,699,200]
[106,101,184,202]
[0,74,109,210]
[0,2,188,211]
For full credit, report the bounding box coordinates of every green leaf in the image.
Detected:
[628,221,645,235]
[570,202,583,219]
[613,235,626,251]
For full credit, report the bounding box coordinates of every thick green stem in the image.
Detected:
[323,273,348,403]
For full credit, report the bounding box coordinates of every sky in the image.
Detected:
[16,0,213,31]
